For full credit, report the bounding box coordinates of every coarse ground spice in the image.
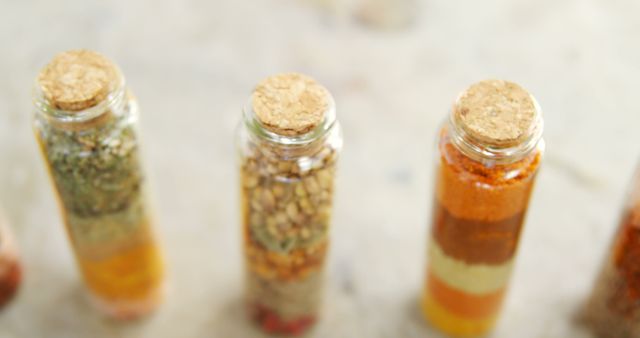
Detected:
[239,73,341,336]
[33,50,164,320]
[582,171,640,338]
[422,80,544,337]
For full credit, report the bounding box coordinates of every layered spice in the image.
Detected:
[240,73,340,336]
[422,80,543,337]
[583,172,640,338]
[34,50,164,319]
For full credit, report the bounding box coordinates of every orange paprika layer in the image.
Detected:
[435,127,540,222]
[427,270,506,319]
[422,288,498,337]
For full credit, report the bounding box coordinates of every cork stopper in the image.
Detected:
[251,73,330,136]
[453,80,538,148]
[38,49,120,112]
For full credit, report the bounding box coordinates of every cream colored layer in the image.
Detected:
[428,239,514,295]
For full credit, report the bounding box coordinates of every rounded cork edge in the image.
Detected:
[251,73,330,137]
[37,49,121,112]
[453,80,539,148]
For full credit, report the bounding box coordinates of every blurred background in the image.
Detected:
[0,0,639,337]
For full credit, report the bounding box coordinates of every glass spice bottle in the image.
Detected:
[237,73,342,336]
[582,165,640,338]
[32,50,164,320]
[0,211,22,310]
[422,80,544,337]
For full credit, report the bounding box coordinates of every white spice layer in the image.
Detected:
[38,49,120,111]
[428,239,513,295]
[454,80,538,147]
[251,73,329,136]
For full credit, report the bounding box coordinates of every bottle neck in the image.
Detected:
[33,79,127,131]
[242,97,338,157]
[447,112,544,165]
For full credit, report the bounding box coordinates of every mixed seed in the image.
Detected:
[36,111,148,249]
[241,137,339,334]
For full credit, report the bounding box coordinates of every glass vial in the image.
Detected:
[237,73,342,336]
[33,50,164,320]
[582,166,640,338]
[422,80,544,337]
[0,211,21,310]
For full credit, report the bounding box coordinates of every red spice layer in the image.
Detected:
[250,302,316,336]
[0,259,21,309]
[432,199,525,265]
[427,270,506,319]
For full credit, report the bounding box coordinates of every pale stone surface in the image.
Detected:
[0,0,639,337]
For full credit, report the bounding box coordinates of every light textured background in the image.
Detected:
[0,0,639,337]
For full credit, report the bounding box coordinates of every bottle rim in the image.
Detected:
[448,96,544,164]
[32,75,126,125]
[242,93,338,147]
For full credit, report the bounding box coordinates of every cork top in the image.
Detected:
[38,49,120,112]
[453,80,538,148]
[251,73,330,136]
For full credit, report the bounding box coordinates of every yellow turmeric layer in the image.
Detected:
[72,219,164,310]
[422,288,498,337]
[78,240,163,302]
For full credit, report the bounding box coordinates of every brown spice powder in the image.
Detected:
[454,80,538,148]
[432,199,526,264]
[38,49,120,111]
[251,73,329,136]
